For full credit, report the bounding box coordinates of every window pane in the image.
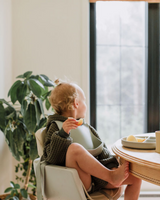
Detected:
[96,2,147,145]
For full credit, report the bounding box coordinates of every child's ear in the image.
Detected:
[74,98,79,108]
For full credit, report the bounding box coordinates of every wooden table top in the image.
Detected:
[112,133,160,186]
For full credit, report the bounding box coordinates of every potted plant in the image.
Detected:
[0,71,55,200]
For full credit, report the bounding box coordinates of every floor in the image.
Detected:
[119,193,160,200]
[119,198,160,200]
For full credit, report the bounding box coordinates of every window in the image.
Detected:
[90,2,160,146]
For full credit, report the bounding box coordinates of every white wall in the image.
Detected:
[0,0,14,194]
[0,0,89,194]
[12,0,90,117]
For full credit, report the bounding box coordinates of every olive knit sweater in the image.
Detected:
[41,113,119,192]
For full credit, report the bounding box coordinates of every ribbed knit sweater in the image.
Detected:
[41,113,119,192]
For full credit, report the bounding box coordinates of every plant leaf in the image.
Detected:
[39,74,50,81]
[8,80,22,104]
[41,90,51,101]
[28,184,36,189]
[17,82,27,104]
[34,100,41,125]
[10,190,15,197]
[14,184,20,189]
[43,79,55,87]
[23,71,32,78]
[4,187,13,193]
[20,188,28,198]
[6,131,20,161]
[12,196,19,200]
[35,117,47,132]
[0,103,6,130]
[0,99,15,110]
[5,194,12,200]
[13,125,26,153]
[29,138,38,160]
[5,112,16,120]
[21,100,28,116]
[45,98,51,110]
[37,99,44,118]
[23,104,36,133]
[16,71,32,79]
[10,181,15,188]
[27,79,44,98]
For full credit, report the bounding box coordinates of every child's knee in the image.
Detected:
[67,143,85,157]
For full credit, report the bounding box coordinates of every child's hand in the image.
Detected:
[63,118,78,134]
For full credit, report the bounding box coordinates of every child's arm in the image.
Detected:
[42,122,73,166]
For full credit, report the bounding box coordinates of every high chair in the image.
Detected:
[34,128,124,200]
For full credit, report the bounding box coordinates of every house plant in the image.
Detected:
[0,71,55,199]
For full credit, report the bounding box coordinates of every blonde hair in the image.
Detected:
[49,80,79,115]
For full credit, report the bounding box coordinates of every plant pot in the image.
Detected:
[0,193,37,200]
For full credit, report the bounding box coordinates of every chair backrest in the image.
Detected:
[35,127,46,157]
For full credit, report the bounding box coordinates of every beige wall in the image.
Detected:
[12,0,89,110]
[0,0,89,194]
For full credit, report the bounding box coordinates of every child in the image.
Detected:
[41,80,142,200]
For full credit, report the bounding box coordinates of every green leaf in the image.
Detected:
[10,190,15,197]
[6,131,20,161]
[17,82,27,104]
[29,138,38,160]
[41,90,51,101]
[45,98,51,110]
[35,117,47,132]
[37,99,44,117]
[28,184,36,189]
[39,74,55,87]
[20,188,28,198]
[39,74,50,81]
[4,187,13,193]
[12,196,19,200]
[27,79,45,98]
[5,112,16,120]
[23,104,36,133]
[5,106,15,116]
[10,181,15,188]
[14,184,20,189]
[43,79,55,87]
[15,166,18,173]
[16,71,32,79]
[8,80,22,104]
[23,71,32,78]
[0,99,15,110]
[21,100,28,116]
[0,103,6,130]
[13,125,26,153]
[5,194,12,200]
[34,100,41,125]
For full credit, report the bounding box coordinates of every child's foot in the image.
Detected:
[109,161,129,187]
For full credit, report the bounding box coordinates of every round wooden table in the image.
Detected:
[112,133,160,186]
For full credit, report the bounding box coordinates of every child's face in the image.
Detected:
[76,87,87,119]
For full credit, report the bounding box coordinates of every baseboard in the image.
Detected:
[121,191,160,198]
[139,191,160,197]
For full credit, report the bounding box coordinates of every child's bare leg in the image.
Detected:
[106,174,142,200]
[65,143,129,189]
